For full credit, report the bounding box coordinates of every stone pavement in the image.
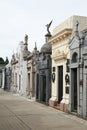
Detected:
[0,88,87,130]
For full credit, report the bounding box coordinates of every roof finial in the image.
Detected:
[34,42,37,50]
[76,20,79,31]
[24,34,28,45]
[74,20,79,36]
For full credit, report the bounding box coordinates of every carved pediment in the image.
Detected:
[52,49,68,61]
[69,37,80,49]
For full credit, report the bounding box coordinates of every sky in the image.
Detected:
[0,0,87,61]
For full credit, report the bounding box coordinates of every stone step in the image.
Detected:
[54,103,60,110]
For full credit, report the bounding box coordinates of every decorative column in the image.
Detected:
[2,69,5,89]
[82,54,87,118]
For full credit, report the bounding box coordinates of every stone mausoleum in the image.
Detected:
[36,24,52,104]
[49,15,87,112]
[69,21,87,119]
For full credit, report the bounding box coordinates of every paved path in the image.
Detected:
[0,88,87,130]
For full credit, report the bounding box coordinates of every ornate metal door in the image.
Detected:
[58,66,63,103]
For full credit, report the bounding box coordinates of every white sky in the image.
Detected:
[0,0,87,61]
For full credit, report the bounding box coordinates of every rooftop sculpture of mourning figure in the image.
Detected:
[24,34,28,44]
[45,20,52,36]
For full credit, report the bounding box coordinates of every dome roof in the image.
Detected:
[41,42,52,53]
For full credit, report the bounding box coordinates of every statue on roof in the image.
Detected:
[45,20,52,35]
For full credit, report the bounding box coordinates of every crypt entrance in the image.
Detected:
[71,68,78,112]
[58,66,63,103]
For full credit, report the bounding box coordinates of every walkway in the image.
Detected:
[0,88,87,130]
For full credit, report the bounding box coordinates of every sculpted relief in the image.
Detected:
[52,47,69,60]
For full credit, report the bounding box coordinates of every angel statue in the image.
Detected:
[45,20,52,35]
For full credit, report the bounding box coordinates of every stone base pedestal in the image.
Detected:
[49,99,68,112]
[60,103,68,112]
[49,99,57,107]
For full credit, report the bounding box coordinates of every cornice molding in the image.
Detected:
[49,28,72,44]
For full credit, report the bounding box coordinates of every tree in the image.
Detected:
[0,57,4,64]
[5,57,9,65]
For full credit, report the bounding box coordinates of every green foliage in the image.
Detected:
[0,57,5,64]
